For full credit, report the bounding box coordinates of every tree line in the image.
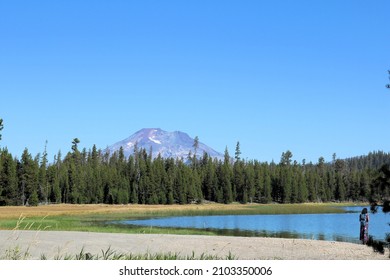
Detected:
[0,134,389,206]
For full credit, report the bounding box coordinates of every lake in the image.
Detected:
[117,206,389,243]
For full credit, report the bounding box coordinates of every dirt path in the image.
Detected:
[0,230,388,260]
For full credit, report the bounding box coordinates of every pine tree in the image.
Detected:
[165,158,176,204]
[215,162,224,203]
[233,141,246,202]
[335,173,346,201]
[29,189,39,206]
[0,118,3,142]
[233,160,244,202]
[279,151,293,203]
[359,171,371,201]
[201,155,216,201]
[235,141,241,161]
[220,147,233,203]
[280,150,293,166]
[316,157,327,201]
[192,136,199,166]
[51,151,63,203]
[47,164,61,203]
[59,158,70,203]
[371,164,390,204]
[306,170,316,202]
[18,148,39,206]
[185,165,197,203]
[0,148,18,205]
[174,161,187,204]
[253,161,262,203]
[193,168,203,203]
[290,162,299,203]
[297,170,308,203]
[67,138,84,203]
[244,161,255,203]
[88,145,103,203]
[38,141,49,204]
[147,155,161,204]
[262,164,272,203]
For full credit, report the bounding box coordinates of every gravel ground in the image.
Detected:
[0,230,388,260]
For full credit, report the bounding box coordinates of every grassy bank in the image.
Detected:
[0,203,358,236]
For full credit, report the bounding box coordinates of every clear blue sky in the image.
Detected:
[1,0,389,163]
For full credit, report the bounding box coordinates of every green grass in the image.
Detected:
[0,203,353,236]
[80,202,349,220]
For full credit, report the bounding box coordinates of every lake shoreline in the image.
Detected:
[1,230,388,260]
[0,203,382,245]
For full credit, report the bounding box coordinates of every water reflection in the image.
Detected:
[115,206,388,243]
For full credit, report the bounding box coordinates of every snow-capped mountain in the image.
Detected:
[107,128,224,161]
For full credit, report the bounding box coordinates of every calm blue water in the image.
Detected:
[117,206,389,243]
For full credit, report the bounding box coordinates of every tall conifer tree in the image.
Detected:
[19,148,39,205]
[0,118,3,142]
[221,147,233,203]
[0,148,18,205]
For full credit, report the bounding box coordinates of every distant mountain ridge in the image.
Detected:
[107,128,224,161]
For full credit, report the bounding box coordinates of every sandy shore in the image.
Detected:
[0,230,388,260]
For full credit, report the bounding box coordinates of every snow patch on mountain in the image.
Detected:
[149,137,162,145]
[107,128,224,161]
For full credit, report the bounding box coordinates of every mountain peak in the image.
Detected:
[107,128,224,161]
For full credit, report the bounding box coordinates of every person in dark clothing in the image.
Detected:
[359,208,369,244]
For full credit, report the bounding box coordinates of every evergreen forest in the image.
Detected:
[0,133,389,206]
